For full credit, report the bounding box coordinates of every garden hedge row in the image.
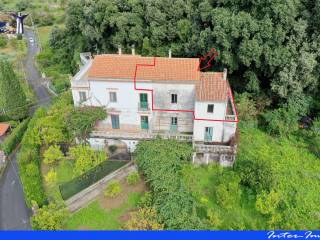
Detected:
[1,118,30,155]
[17,109,47,207]
[59,160,128,200]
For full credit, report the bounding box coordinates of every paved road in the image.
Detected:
[0,28,51,230]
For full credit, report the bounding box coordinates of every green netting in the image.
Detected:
[59,160,129,200]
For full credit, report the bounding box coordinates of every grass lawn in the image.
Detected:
[65,179,146,230]
[37,26,53,47]
[42,159,74,205]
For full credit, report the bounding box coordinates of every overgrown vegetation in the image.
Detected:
[67,107,107,141]
[135,139,204,229]
[182,126,320,230]
[48,0,319,122]
[18,108,47,207]
[16,92,108,208]
[31,203,68,230]
[0,60,28,120]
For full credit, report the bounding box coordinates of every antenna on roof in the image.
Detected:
[223,68,227,80]
[131,44,135,55]
[118,45,122,55]
[169,49,172,58]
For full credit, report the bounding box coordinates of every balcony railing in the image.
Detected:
[225,115,236,121]
[194,142,236,153]
[153,132,193,141]
[91,129,193,142]
[138,102,150,111]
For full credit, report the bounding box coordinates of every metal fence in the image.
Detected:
[59,160,129,200]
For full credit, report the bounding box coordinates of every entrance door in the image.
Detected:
[139,93,148,110]
[141,116,149,129]
[204,127,213,142]
[111,115,120,129]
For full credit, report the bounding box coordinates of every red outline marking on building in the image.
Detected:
[133,48,239,123]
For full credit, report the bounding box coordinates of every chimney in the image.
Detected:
[168,49,172,58]
[118,46,122,55]
[131,45,135,55]
[223,68,227,80]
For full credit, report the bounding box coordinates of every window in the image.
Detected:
[141,116,149,129]
[79,91,87,102]
[111,115,120,129]
[139,93,148,110]
[207,104,214,113]
[109,92,117,102]
[171,94,177,103]
[170,117,178,132]
[171,117,178,125]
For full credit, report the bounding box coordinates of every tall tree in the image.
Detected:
[0,60,28,120]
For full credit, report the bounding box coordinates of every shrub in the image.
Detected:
[126,171,140,185]
[52,77,70,93]
[263,107,299,136]
[124,207,164,230]
[17,34,23,40]
[0,36,7,48]
[1,119,30,155]
[108,145,118,154]
[104,180,122,198]
[235,93,258,122]
[45,169,57,184]
[235,159,274,192]
[31,203,68,230]
[43,145,64,165]
[69,145,107,176]
[207,209,221,229]
[138,191,153,207]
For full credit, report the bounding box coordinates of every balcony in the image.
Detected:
[194,142,237,154]
[152,132,193,141]
[138,102,150,111]
[225,115,236,121]
[91,127,193,142]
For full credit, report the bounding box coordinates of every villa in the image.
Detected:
[71,49,238,166]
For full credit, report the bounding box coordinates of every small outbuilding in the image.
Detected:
[0,123,10,137]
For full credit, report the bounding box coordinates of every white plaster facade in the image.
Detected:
[71,53,238,165]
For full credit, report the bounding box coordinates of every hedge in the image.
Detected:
[59,160,128,200]
[17,108,47,207]
[1,118,30,155]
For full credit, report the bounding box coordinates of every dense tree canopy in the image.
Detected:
[0,60,28,120]
[49,0,319,117]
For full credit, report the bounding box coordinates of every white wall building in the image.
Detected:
[71,51,238,166]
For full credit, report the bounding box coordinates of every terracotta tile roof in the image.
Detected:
[87,54,229,102]
[0,123,10,136]
[196,72,229,101]
[88,54,200,81]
